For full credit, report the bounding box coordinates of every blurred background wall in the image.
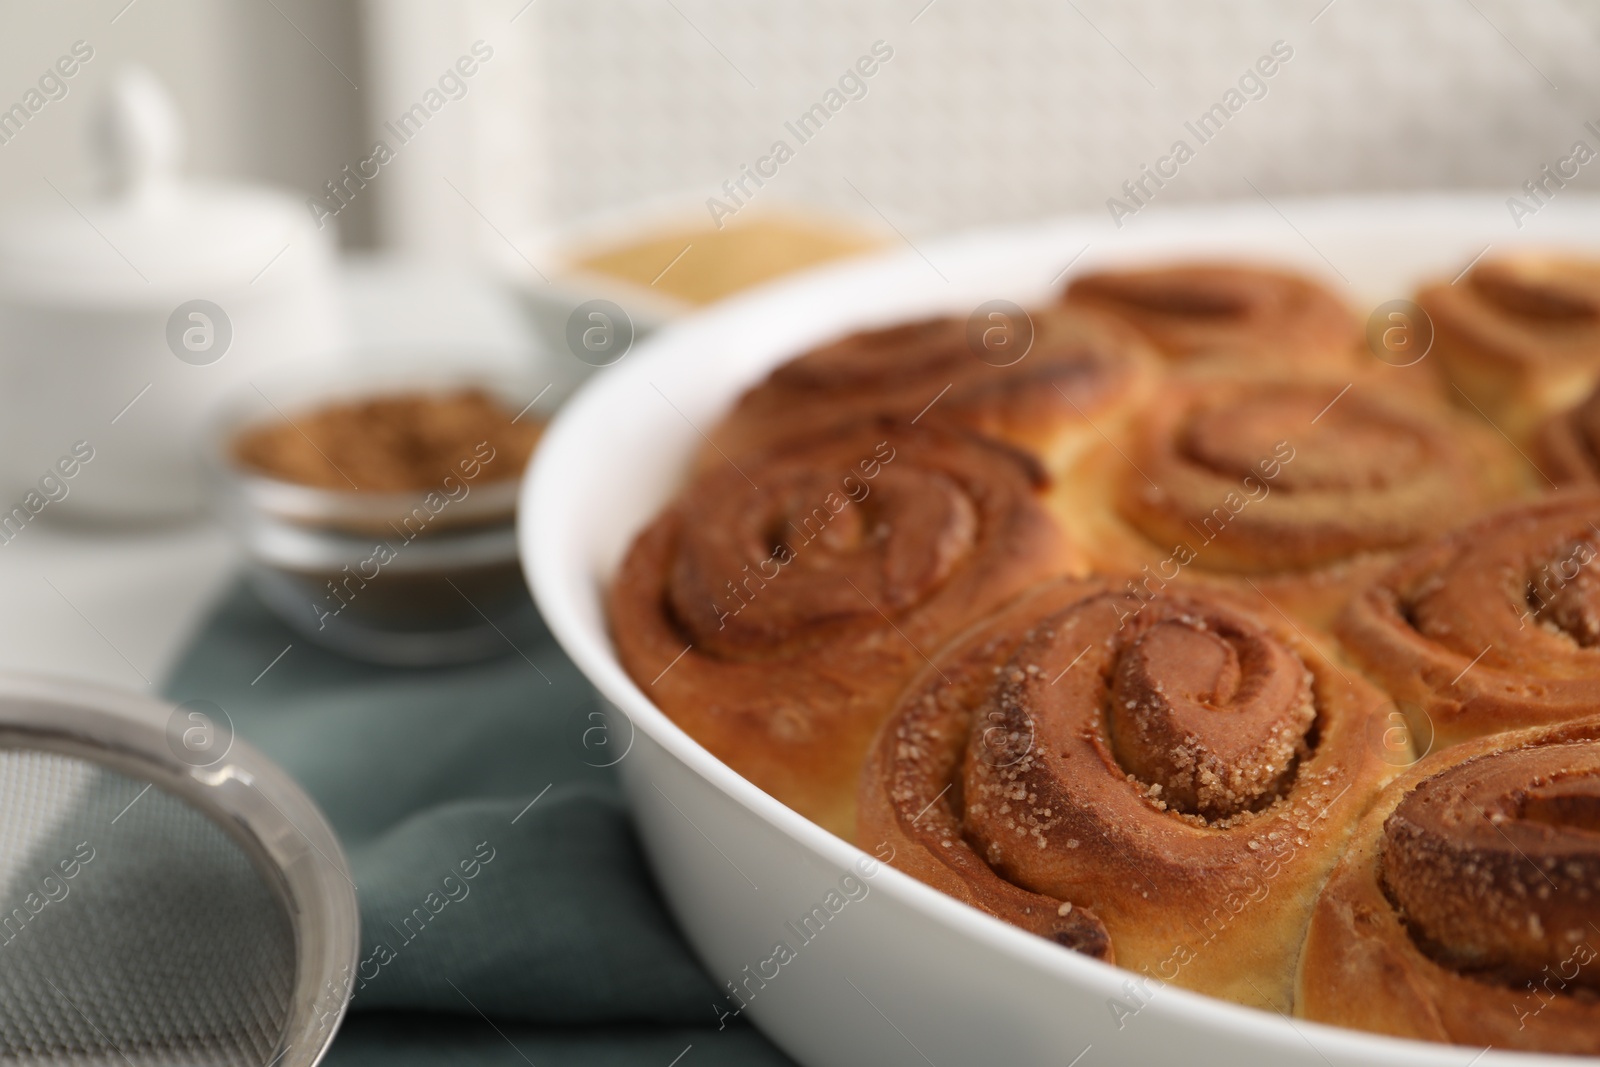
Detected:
[0,0,371,242]
[1,0,1596,259]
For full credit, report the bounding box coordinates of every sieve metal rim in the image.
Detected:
[0,672,359,1067]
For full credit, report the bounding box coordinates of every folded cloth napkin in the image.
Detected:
[163,585,795,1066]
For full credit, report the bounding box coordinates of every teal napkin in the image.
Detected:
[163,585,795,1066]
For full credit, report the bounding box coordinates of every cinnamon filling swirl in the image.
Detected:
[611,422,1075,836]
[1540,382,1600,486]
[707,308,1153,468]
[1063,261,1358,370]
[1105,613,1315,820]
[962,593,1320,886]
[1339,495,1600,749]
[1380,742,1600,990]
[1118,380,1492,575]
[862,578,1388,1007]
[668,458,976,659]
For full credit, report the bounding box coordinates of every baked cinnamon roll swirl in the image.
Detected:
[1538,378,1600,485]
[859,578,1392,1009]
[1337,493,1600,751]
[1062,261,1359,374]
[1297,718,1600,1052]
[1419,253,1600,440]
[611,423,1078,837]
[705,306,1156,476]
[1058,376,1528,625]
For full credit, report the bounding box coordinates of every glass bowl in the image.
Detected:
[205,370,552,666]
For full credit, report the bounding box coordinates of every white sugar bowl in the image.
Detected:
[0,67,344,524]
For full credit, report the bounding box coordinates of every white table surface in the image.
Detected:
[0,256,539,692]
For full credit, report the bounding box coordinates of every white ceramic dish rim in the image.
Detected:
[522,192,1600,1067]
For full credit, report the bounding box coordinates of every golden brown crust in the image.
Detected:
[856,579,1118,961]
[704,306,1158,477]
[1336,493,1600,752]
[1538,379,1600,486]
[1062,261,1360,374]
[1054,375,1530,627]
[1419,253,1600,441]
[1296,718,1600,1053]
[610,422,1080,837]
[858,577,1393,1010]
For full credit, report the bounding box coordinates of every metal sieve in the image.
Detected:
[0,675,358,1066]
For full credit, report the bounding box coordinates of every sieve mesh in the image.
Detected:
[0,748,296,1066]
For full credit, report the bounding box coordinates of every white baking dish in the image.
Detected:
[521,194,1600,1067]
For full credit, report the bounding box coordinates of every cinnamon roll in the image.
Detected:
[1297,718,1600,1053]
[1337,493,1600,752]
[1056,375,1529,626]
[1062,261,1359,374]
[610,422,1078,837]
[1419,253,1600,441]
[704,306,1156,476]
[858,578,1393,1010]
[1538,378,1600,485]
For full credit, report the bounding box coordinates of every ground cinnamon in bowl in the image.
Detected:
[231,389,542,492]
[212,383,549,665]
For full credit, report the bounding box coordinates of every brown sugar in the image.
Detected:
[232,388,543,491]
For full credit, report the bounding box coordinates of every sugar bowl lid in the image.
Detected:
[0,67,324,306]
